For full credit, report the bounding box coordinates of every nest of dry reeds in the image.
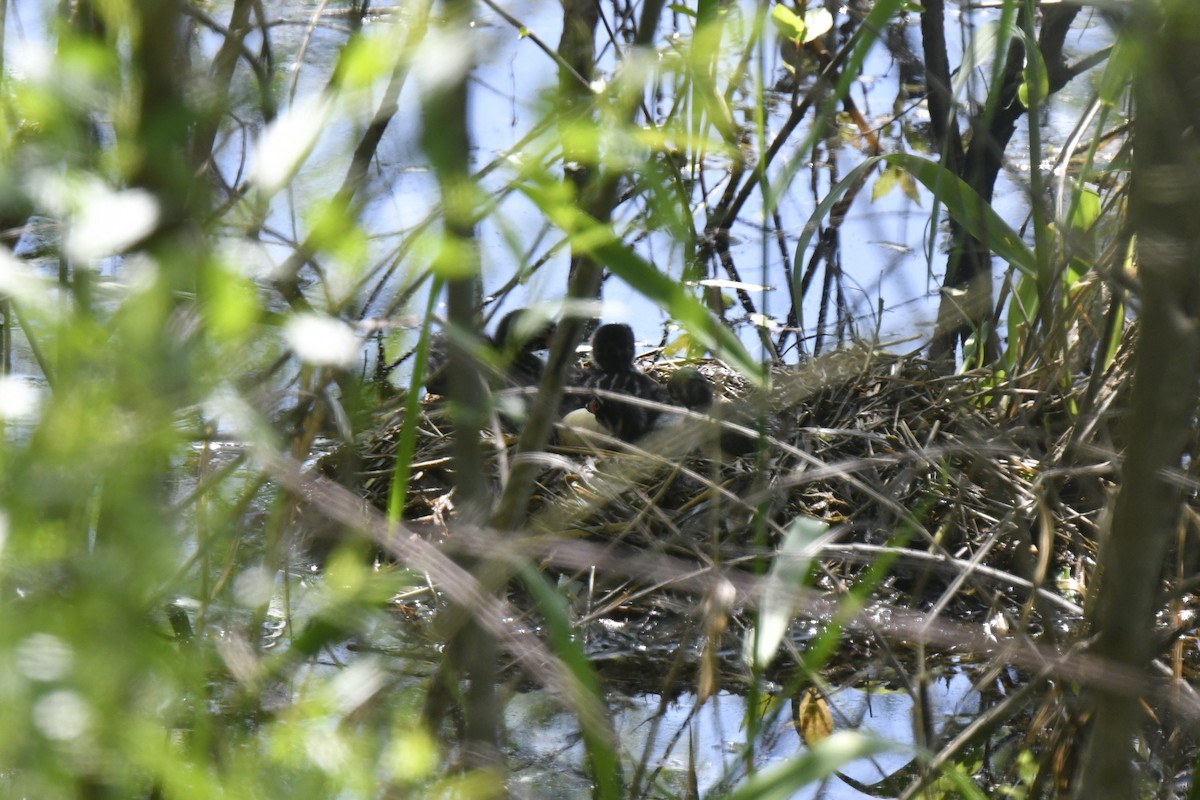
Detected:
[317,334,1141,623]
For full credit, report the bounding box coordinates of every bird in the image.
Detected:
[584,323,671,441]
[665,366,714,412]
[424,307,554,398]
[490,307,555,391]
[557,323,671,444]
[664,366,766,457]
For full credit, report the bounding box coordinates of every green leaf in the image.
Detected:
[1069,188,1100,231]
[872,162,900,201]
[725,732,900,800]
[883,154,1036,276]
[770,4,806,42]
[747,516,829,669]
[768,0,908,208]
[306,198,367,267]
[429,235,479,279]
[1098,36,1134,107]
[202,263,260,341]
[1006,270,1040,359]
[334,29,397,90]
[1066,256,1091,286]
[1017,30,1049,110]
[952,20,1007,101]
[662,331,694,357]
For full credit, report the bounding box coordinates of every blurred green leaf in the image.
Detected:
[1069,188,1101,231]
[747,516,828,669]
[771,5,807,42]
[872,162,921,204]
[202,263,260,341]
[662,331,694,357]
[429,235,480,279]
[1098,36,1134,107]
[306,198,368,269]
[334,29,399,89]
[725,732,899,800]
[872,161,901,201]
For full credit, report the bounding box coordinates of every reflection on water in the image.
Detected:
[506,675,978,799]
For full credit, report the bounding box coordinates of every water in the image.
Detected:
[506,675,981,798]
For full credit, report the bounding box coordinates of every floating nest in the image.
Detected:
[305,327,1200,792]
[315,333,1141,623]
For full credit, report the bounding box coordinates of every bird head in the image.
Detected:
[590,323,636,373]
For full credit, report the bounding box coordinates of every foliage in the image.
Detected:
[0,0,1184,798]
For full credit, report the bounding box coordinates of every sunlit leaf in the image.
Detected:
[0,247,56,313]
[412,27,474,92]
[382,728,440,783]
[801,8,834,43]
[898,168,922,203]
[250,93,333,195]
[872,162,900,201]
[306,198,368,269]
[662,331,694,357]
[65,187,159,260]
[202,263,259,341]
[768,0,908,207]
[748,516,828,669]
[284,313,361,368]
[697,641,720,704]
[0,376,42,420]
[429,235,480,279]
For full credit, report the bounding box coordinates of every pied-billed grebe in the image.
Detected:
[424,307,554,397]
[665,366,766,456]
[573,323,670,442]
